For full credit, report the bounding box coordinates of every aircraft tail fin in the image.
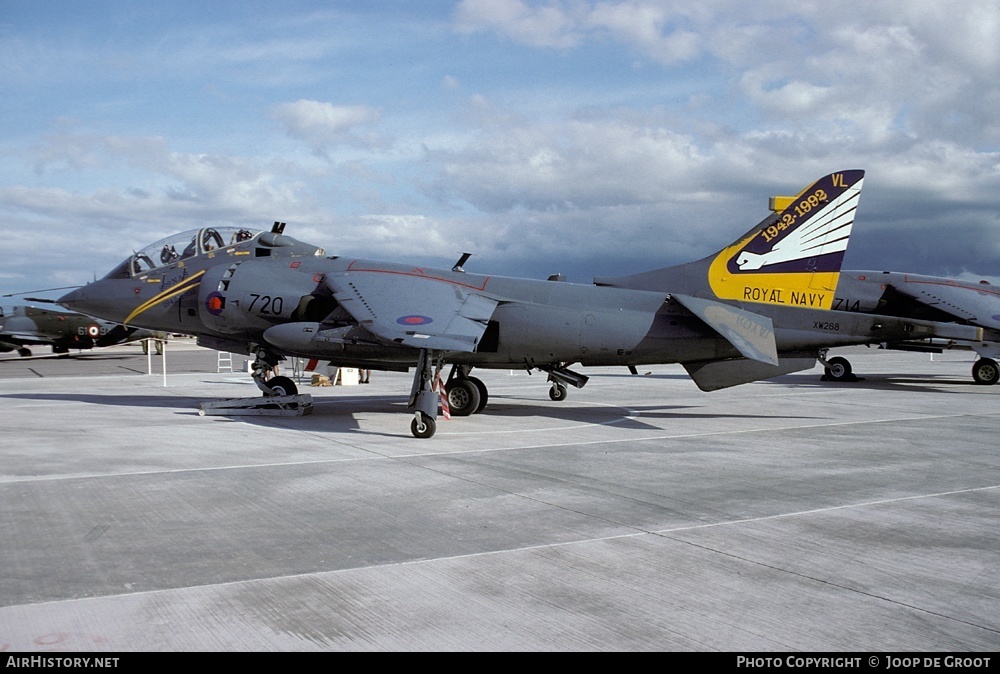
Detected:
[596,170,865,311]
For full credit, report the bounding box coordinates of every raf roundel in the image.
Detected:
[205,292,226,316]
[396,315,433,326]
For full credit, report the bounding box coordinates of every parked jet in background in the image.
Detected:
[58,170,981,437]
[0,304,159,357]
[827,271,1000,385]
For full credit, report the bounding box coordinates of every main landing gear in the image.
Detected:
[408,357,493,438]
[444,365,488,416]
[405,360,592,438]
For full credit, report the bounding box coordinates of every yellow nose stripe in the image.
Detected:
[124,270,205,325]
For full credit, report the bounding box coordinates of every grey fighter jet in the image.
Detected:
[58,171,981,437]
[0,304,158,357]
[826,271,1000,385]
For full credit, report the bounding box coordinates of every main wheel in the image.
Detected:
[446,378,481,417]
[467,376,489,413]
[17,348,32,357]
[411,413,436,438]
[266,375,298,396]
[549,383,568,401]
[972,358,999,385]
[824,356,853,381]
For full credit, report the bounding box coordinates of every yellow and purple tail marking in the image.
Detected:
[708,170,865,310]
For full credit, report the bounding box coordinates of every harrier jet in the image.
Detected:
[826,271,1000,385]
[0,304,157,357]
[59,170,980,437]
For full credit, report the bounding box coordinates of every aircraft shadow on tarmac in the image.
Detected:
[473,395,820,423]
[0,387,817,439]
[600,369,981,394]
[230,394,823,437]
[0,392,206,409]
[764,371,986,394]
[2,370,980,440]
[0,353,138,362]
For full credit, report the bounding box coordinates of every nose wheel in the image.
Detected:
[265,375,298,396]
[249,348,298,396]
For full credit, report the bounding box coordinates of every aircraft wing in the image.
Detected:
[0,332,49,344]
[322,271,498,352]
[890,278,1000,330]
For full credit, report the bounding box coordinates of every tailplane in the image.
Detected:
[596,170,865,310]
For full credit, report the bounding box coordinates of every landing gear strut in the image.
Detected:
[536,363,588,401]
[250,348,297,396]
[409,349,440,438]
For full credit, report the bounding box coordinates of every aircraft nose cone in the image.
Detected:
[57,281,138,324]
[57,286,87,309]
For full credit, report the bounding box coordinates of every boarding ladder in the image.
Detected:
[217,352,234,373]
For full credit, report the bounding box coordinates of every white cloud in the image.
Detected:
[5,2,1000,292]
[272,100,383,154]
[454,0,584,48]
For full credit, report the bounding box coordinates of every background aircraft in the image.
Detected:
[826,271,1000,385]
[0,304,160,357]
[58,171,981,437]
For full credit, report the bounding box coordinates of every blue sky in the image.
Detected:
[3,0,1000,297]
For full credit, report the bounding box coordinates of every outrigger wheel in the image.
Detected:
[972,358,999,385]
[823,356,856,382]
[411,412,436,439]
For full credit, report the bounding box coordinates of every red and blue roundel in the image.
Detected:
[396,314,433,326]
[205,292,226,316]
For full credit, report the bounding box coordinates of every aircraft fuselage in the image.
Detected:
[60,250,974,373]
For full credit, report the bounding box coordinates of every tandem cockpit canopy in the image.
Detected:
[103,227,258,279]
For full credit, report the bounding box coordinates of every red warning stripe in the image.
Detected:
[435,374,450,421]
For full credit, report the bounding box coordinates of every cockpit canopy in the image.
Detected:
[103,227,260,279]
[103,225,327,279]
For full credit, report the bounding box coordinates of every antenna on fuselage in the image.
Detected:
[452,252,473,273]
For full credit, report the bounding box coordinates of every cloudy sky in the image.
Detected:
[2,0,999,298]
